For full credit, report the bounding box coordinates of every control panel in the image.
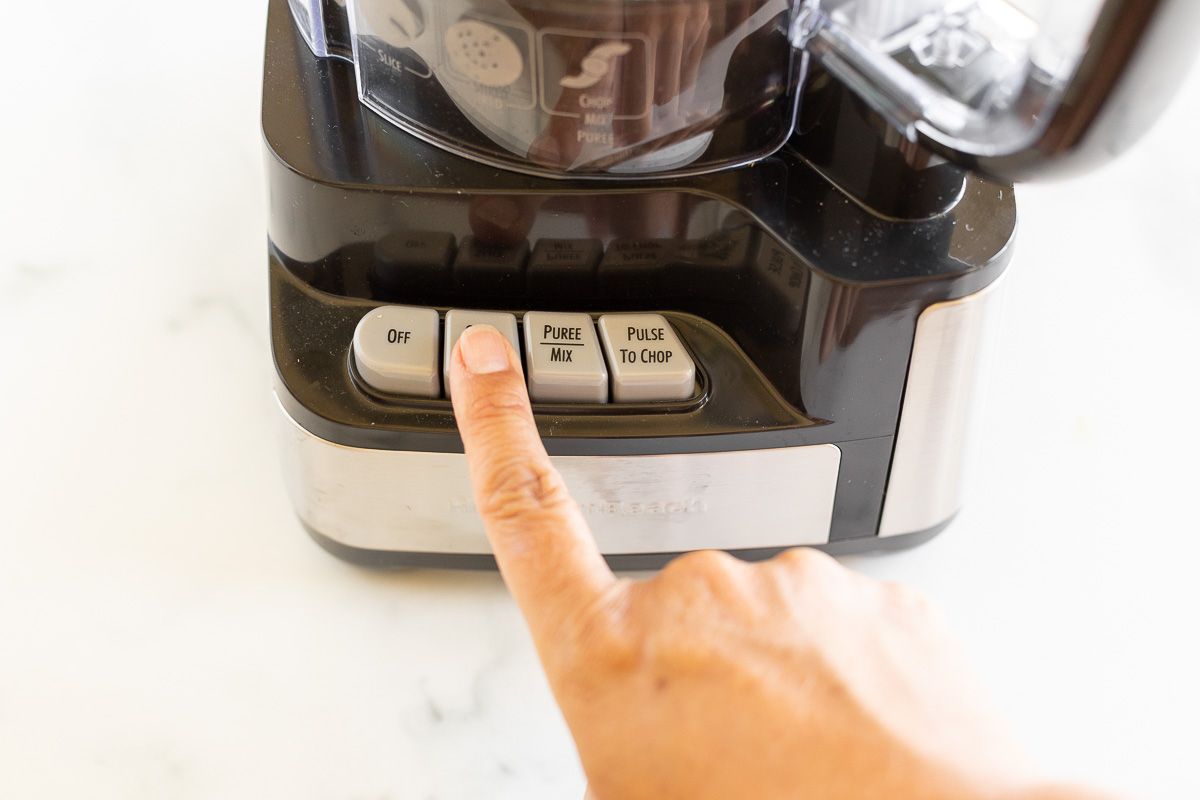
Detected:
[352,307,697,405]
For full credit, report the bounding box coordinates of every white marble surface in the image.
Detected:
[2,3,1199,798]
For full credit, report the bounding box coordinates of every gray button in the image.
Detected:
[523,312,608,404]
[443,309,521,397]
[597,314,695,403]
[353,305,441,398]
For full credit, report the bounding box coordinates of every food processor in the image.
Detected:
[264,0,1197,567]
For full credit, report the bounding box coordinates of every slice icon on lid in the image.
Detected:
[359,0,425,47]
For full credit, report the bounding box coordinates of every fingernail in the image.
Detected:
[458,325,511,375]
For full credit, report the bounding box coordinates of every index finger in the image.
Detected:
[448,324,617,643]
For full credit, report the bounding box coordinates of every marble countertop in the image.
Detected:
[3,4,1199,798]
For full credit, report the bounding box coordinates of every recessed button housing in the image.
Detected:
[523,311,609,403]
[351,306,700,406]
[443,309,521,397]
[353,305,441,398]
[598,314,696,402]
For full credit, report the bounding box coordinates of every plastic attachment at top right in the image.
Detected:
[793,0,1200,181]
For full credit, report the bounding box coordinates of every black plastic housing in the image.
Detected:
[263,0,1016,555]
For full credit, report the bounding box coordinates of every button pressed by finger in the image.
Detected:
[442,309,521,397]
[448,324,616,644]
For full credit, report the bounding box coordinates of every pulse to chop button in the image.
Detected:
[443,309,522,398]
[597,314,695,403]
[352,305,441,398]
[523,312,608,404]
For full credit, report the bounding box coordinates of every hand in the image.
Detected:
[448,325,1103,800]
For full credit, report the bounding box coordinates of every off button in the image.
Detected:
[598,314,695,403]
[352,305,441,398]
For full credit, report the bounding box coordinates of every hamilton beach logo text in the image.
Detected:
[449,498,707,516]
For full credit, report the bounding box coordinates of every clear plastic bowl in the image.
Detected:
[299,0,802,177]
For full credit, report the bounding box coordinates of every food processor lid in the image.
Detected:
[287,0,1199,182]
[794,0,1200,180]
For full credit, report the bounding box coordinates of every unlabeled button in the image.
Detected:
[598,314,695,403]
[352,305,441,398]
[443,309,522,398]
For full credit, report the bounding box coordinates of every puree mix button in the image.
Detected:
[523,311,609,404]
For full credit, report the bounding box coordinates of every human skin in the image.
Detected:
[447,324,1108,800]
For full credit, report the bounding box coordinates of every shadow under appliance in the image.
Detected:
[264,0,1197,567]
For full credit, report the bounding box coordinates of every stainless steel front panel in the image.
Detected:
[878,277,1005,537]
[279,400,841,555]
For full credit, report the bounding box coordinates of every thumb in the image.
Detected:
[449,324,615,644]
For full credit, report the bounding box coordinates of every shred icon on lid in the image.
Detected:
[444,19,524,87]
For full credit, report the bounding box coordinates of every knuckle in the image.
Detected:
[477,456,573,523]
[652,551,754,612]
[660,549,740,583]
[774,546,838,577]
